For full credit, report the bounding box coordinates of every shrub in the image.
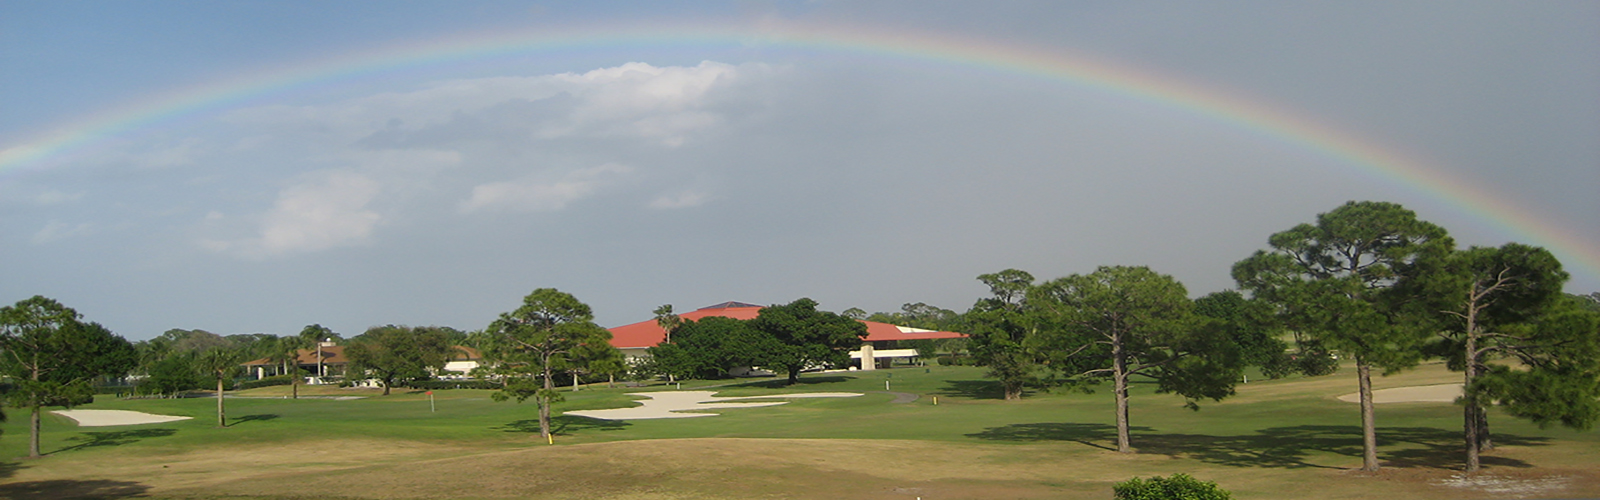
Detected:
[235,375,294,390]
[403,379,502,390]
[1113,473,1232,500]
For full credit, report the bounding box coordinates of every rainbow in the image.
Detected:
[3,21,1597,284]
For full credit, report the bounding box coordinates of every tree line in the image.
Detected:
[832,201,1598,473]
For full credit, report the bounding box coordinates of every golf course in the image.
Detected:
[2,362,1597,499]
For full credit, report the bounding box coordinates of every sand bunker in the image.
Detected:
[1337,384,1462,404]
[565,391,863,420]
[53,409,193,427]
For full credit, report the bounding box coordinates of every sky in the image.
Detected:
[2,1,1596,341]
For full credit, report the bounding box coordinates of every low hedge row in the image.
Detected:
[235,375,294,390]
[402,379,502,390]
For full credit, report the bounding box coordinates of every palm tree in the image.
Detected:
[264,336,310,399]
[653,304,681,383]
[196,348,244,427]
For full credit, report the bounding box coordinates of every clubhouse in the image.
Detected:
[607,301,967,370]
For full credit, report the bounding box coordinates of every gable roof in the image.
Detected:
[607,302,966,349]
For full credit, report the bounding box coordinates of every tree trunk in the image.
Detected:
[608,374,615,388]
[1358,360,1379,471]
[382,380,391,396]
[539,363,553,439]
[1464,331,1480,473]
[217,378,227,428]
[1478,410,1493,451]
[787,366,801,385]
[1004,381,1022,401]
[29,404,42,458]
[1113,331,1132,453]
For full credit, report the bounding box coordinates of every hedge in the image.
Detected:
[235,375,294,390]
[402,379,503,390]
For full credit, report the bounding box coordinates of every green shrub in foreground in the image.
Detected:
[1113,473,1233,500]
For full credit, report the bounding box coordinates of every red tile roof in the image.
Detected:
[608,302,966,349]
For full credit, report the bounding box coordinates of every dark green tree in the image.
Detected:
[1233,200,1451,471]
[1473,296,1600,431]
[964,269,1042,401]
[1031,266,1241,453]
[1412,243,1599,471]
[486,288,612,439]
[748,298,867,385]
[0,296,137,458]
[1193,290,1320,379]
[646,316,779,380]
[141,352,202,398]
[345,325,452,396]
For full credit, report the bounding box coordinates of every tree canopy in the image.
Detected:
[0,296,137,458]
[748,298,867,385]
[648,316,778,380]
[486,288,614,439]
[1233,200,1451,471]
[964,269,1043,401]
[1031,266,1242,453]
[345,325,453,396]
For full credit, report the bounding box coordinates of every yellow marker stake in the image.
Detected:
[933,396,938,406]
[547,434,554,445]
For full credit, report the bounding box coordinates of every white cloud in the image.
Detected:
[224,61,757,148]
[207,171,383,257]
[460,163,633,213]
[30,220,92,244]
[648,191,709,210]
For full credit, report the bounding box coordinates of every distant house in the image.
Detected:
[439,345,485,379]
[606,301,966,370]
[241,342,346,381]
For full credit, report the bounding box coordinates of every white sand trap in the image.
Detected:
[52,409,193,427]
[1337,384,1462,404]
[565,391,863,420]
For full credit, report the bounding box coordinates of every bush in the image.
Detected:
[403,379,502,390]
[1113,473,1232,500]
[235,375,294,390]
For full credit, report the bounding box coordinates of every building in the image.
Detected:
[607,301,966,370]
[241,342,346,382]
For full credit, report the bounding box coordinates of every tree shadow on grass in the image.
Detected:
[0,460,20,480]
[52,428,178,454]
[0,479,149,499]
[496,415,630,436]
[229,414,279,426]
[937,380,1008,400]
[967,423,1550,470]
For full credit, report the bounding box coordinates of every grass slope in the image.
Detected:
[1,363,1596,499]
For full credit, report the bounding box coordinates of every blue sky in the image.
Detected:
[2,1,1596,340]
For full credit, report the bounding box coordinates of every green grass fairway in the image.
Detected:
[2,363,1597,499]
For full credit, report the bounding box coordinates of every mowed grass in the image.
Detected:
[1,363,1597,499]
